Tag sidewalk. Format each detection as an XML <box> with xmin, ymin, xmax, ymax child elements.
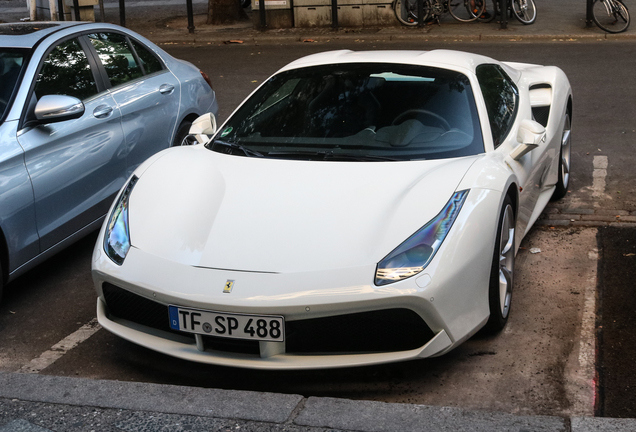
<box><xmin>1</xmin><ymin>0</ymin><xmax>636</xmax><ymax>44</ymax></box>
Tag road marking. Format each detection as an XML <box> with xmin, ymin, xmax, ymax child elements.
<box><xmin>570</xmin><ymin>247</ymin><xmax>598</xmax><ymax>415</ymax></box>
<box><xmin>19</xmin><ymin>319</ymin><xmax>101</xmax><ymax>374</ymax></box>
<box><xmin>592</xmin><ymin>156</ymin><xmax>609</xmax><ymax>199</ymax></box>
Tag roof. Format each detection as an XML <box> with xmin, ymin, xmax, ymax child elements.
<box><xmin>0</xmin><ymin>22</ymin><xmax>82</xmax><ymax>48</ymax></box>
<box><xmin>278</xmin><ymin>49</ymin><xmax>500</xmax><ymax>74</ymax></box>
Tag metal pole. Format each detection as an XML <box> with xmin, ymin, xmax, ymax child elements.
<box><xmin>57</xmin><ymin>0</ymin><xmax>65</xmax><ymax>20</ymax></box>
<box><xmin>186</xmin><ymin>0</ymin><xmax>195</xmax><ymax>33</ymax></box>
<box><xmin>49</xmin><ymin>0</ymin><xmax>58</xmax><ymax>20</ymax></box>
<box><xmin>417</xmin><ymin>0</ymin><xmax>424</xmax><ymax>27</ymax></box>
<box><xmin>586</xmin><ymin>0</ymin><xmax>594</xmax><ymax>27</ymax></box>
<box><xmin>259</xmin><ymin>0</ymin><xmax>266</xmax><ymax>28</ymax></box>
<box><xmin>499</xmin><ymin>0</ymin><xmax>507</xmax><ymax>29</ymax></box>
<box><xmin>119</xmin><ymin>0</ymin><xmax>126</xmax><ymax>26</ymax></box>
<box><xmin>331</xmin><ymin>0</ymin><xmax>338</xmax><ymax>28</ymax></box>
<box><xmin>29</xmin><ymin>0</ymin><xmax>36</xmax><ymax>21</ymax></box>
<box><xmin>73</xmin><ymin>0</ymin><xmax>80</xmax><ymax>20</ymax></box>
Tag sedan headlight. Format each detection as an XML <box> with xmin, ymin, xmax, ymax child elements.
<box><xmin>104</xmin><ymin>176</ymin><xmax>138</xmax><ymax>265</ymax></box>
<box><xmin>375</xmin><ymin>190</ymin><xmax>469</xmax><ymax>286</ymax></box>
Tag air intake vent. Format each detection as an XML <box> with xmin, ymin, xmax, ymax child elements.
<box><xmin>532</xmin><ymin>106</ymin><xmax>550</xmax><ymax>127</ymax></box>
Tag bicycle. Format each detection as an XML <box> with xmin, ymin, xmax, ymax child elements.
<box><xmin>592</xmin><ymin>0</ymin><xmax>630</xmax><ymax>33</ymax></box>
<box><xmin>475</xmin><ymin>0</ymin><xmax>537</xmax><ymax>25</ymax></box>
<box><xmin>393</xmin><ymin>0</ymin><xmax>486</xmax><ymax>26</ymax></box>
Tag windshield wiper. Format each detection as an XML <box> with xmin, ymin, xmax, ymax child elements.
<box><xmin>266</xmin><ymin>150</ymin><xmax>401</xmax><ymax>162</ymax></box>
<box><xmin>211</xmin><ymin>140</ymin><xmax>264</xmax><ymax>158</ymax></box>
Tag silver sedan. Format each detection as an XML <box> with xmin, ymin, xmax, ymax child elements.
<box><xmin>0</xmin><ymin>22</ymin><xmax>218</xmax><ymax>302</ymax></box>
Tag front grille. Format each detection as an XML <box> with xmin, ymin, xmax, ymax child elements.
<box><xmin>102</xmin><ymin>282</ymin><xmax>171</xmax><ymax>332</ymax></box>
<box><xmin>102</xmin><ymin>283</ymin><xmax>435</xmax><ymax>356</ymax></box>
<box><xmin>286</xmin><ymin>309</ymin><xmax>435</xmax><ymax>354</ymax></box>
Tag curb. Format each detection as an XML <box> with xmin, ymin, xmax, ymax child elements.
<box><xmin>139</xmin><ymin>29</ymin><xmax>636</xmax><ymax>46</ymax></box>
<box><xmin>539</xmin><ymin>205</ymin><xmax>636</xmax><ymax>228</ymax></box>
<box><xmin>2</xmin><ymin>372</ymin><xmax>636</xmax><ymax>431</ymax></box>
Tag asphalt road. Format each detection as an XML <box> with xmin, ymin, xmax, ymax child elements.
<box><xmin>0</xmin><ymin>40</ymin><xmax>635</xmax><ymax>418</ymax></box>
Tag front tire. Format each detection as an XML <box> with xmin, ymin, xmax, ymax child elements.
<box><xmin>552</xmin><ymin>113</ymin><xmax>572</xmax><ymax>201</ymax></box>
<box><xmin>485</xmin><ymin>196</ymin><xmax>515</xmax><ymax>332</ymax></box>
<box><xmin>172</xmin><ymin>120</ymin><xmax>194</xmax><ymax>147</ymax></box>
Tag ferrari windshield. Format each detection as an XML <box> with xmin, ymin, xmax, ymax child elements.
<box><xmin>208</xmin><ymin>63</ymin><xmax>484</xmax><ymax>161</ymax></box>
<box><xmin>0</xmin><ymin>49</ymin><xmax>28</xmax><ymax>121</ymax></box>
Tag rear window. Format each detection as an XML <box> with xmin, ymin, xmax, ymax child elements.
<box><xmin>208</xmin><ymin>63</ymin><xmax>484</xmax><ymax>162</ymax></box>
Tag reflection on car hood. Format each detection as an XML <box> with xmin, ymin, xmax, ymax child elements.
<box><xmin>129</xmin><ymin>146</ymin><xmax>479</xmax><ymax>273</ymax></box>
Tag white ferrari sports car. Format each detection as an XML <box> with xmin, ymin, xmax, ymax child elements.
<box><xmin>92</xmin><ymin>50</ymin><xmax>572</xmax><ymax>370</ymax></box>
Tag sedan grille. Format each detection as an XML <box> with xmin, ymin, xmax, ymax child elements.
<box><xmin>101</xmin><ymin>283</ymin><xmax>435</xmax><ymax>355</ymax></box>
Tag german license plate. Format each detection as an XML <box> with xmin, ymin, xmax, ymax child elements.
<box><xmin>168</xmin><ymin>306</ymin><xmax>284</xmax><ymax>342</ymax></box>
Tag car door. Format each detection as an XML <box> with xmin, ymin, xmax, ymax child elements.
<box><xmin>85</xmin><ymin>32</ymin><xmax>182</xmax><ymax>175</ymax></box>
<box><xmin>17</xmin><ymin>36</ymin><xmax>127</xmax><ymax>252</ymax></box>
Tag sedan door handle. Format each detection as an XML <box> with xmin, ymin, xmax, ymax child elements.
<box><xmin>93</xmin><ymin>105</ymin><xmax>113</xmax><ymax>119</ymax></box>
<box><xmin>159</xmin><ymin>84</ymin><xmax>175</xmax><ymax>95</ymax></box>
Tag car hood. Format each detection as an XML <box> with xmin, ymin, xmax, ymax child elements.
<box><xmin>128</xmin><ymin>146</ymin><xmax>479</xmax><ymax>273</ymax></box>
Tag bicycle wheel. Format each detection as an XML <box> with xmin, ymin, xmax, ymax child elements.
<box><xmin>394</xmin><ymin>0</ymin><xmax>419</xmax><ymax>26</ymax></box>
<box><xmin>448</xmin><ymin>0</ymin><xmax>485</xmax><ymax>22</ymax></box>
<box><xmin>512</xmin><ymin>0</ymin><xmax>536</xmax><ymax>24</ymax></box>
<box><xmin>476</xmin><ymin>0</ymin><xmax>497</xmax><ymax>22</ymax></box>
<box><xmin>592</xmin><ymin>0</ymin><xmax>630</xmax><ymax>33</ymax></box>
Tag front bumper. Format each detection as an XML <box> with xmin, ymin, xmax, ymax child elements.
<box><xmin>92</xmin><ymin>188</ymin><xmax>500</xmax><ymax>369</ymax></box>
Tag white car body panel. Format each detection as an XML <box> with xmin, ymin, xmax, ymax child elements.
<box><xmin>92</xmin><ymin>50</ymin><xmax>572</xmax><ymax>369</ymax></box>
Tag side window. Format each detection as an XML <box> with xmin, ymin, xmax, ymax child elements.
<box><xmin>87</xmin><ymin>33</ymin><xmax>143</xmax><ymax>87</ymax></box>
<box><xmin>130</xmin><ymin>40</ymin><xmax>163</xmax><ymax>75</ymax></box>
<box><xmin>34</xmin><ymin>38</ymin><xmax>98</xmax><ymax>101</ymax></box>
<box><xmin>476</xmin><ymin>64</ymin><xmax>518</xmax><ymax>148</ymax></box>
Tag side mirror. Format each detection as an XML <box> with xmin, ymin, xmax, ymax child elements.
<box><xmin>510</xmin><ymin>119</ymin><xmax>546</xmax><ymax>161</ymax></box>
<box><xmin>187</xmin><ymin>113</ymin><xmax>217</xmax><ymax>145</ymax></box>
<box><xmin>34</xmin><ymin>95</ymin><xmax>84</xmax><ymax>124</ymax></box>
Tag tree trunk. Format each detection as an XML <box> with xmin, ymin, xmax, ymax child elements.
<box><xmin>207</xmin><ymin>0</ymin><xmax>247</xmax><ymax>24</ymax></box>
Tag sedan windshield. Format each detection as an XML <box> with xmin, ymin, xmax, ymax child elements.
<box><xmin>208</xmin><ymin>63</ymin><xmax>484</xmax><ymax>161</ymax></box>
<box><xmin>0</xmin><ymin>49</ymin><xmax>28</xmax><ymax>121</ymax></box>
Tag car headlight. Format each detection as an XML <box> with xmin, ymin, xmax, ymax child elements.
<box><xmin>104</xmin><ymin>176</ymin><xmax>138</xmax><ymax>265</ymax></box>
<box><xmin>375</xmin><ymin>190</ymin><xmax>469</xmax><ymax>286</ymax></box>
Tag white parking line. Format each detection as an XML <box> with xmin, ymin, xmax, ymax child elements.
<box><xmin>19</xmin><ymin>318</ymin><xmax>101</xmax><ymax>374</ymax></box>
<box><xmin>592</xmin><ymin>155</ymin><xmax>609</xmax><ymax>199</ymax></box>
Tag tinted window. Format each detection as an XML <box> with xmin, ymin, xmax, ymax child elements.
<box><xmin>209</xmin><ymin>63</ymin><xmax>484</xmax><ymax>162</ymax></box>
<box><xmin>476</xmin><ymin>64</ymin><xmax>518</xmax><ymax>147</ymax></box>
<box><xmin>88</xmin><ymin>33</ymin><xmax>143</xmax><ymax>87</ymax></box>
<box><xmin>34</xmin><ymin>38</ymin><xmax>98</xmax><ymax>101</ymax></box>
<box><xmin>0</xmin><ymin>49</ymin><xmax>28</xmax><ymax>120</ymax></box>
<box><xmin>130</xmin><ymin>39</ymin><xmax>163</xmax><ymax>74</ymax></box>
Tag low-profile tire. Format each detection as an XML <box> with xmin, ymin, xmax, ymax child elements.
<box><xmin>172</xmin><ymin>120</ymin><xmax>193</xmax><ymax>147</ymax></box>
<box><xmin>551</xmin><ymin>113</ymin><xmax>572</xmax><ymax>201</ymax></box>
<box><xmin>485</xmin><ymin>196</ymin><xmax>515</xmax><ymax>332</ymax></box>
<box><xmin>0</xmin><ymin>260</ymin><xmax>3</xmax><ymax>305</ymax></box>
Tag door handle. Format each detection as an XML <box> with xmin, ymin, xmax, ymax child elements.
<box><xmin>93</xmin><ymin>105</ymin><xmax>113</xmax><ymax>119</ymax></box>
<box><xmin>159</xmin><ymin>84</ymin><xmax>175</xmax><ymax>95</ymax></box>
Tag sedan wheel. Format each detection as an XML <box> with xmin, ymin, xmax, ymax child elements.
<box><xmin>486</xmin><ymin>196</ymin><xmax>515</xmax><ymax>332</ymax></box>
<box><xmin>552</xmin><ymin>113</ymin><xmax>571</xmax><ymax>200</ymax></box>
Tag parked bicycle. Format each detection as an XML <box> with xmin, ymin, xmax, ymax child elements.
<box><xmin>393</xmin><ymin>0</ymin><xmax>486</xmax><ymax>26</ymax></box>
<box><xmin>475</xmin><ymin>0</ymin><xmax>536</xmax><ymax>25</ymax></box>
<box><xmin>591</xmin><ymin>0</ymin><xmax>630</xmax><ymax>33</ymax></box>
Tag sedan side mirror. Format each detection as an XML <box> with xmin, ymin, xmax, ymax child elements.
<box><xmin>510</xmin><ymin>119</ymin><xmax>546</xmax><ymax>161</ymax></box>
<box><xmin>34</xmin><ymin>95</ymin><xmax>84</xmax><ymax>124</ymax></box>
<box><xmin>187</xmin><ymin>113</ymin><xmax>217</xmax><ymax>145</ymax></box>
